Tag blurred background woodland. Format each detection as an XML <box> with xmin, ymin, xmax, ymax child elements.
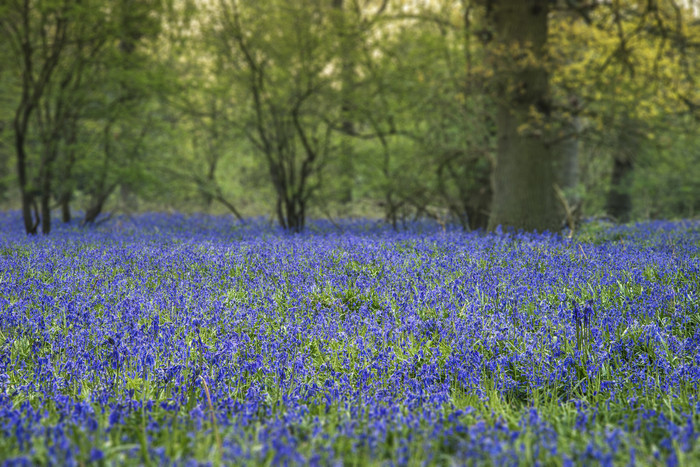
<box><xmin>1</xmin><ymin>0</ymin><xmax>699</xmax><ymax>234</ymax></box>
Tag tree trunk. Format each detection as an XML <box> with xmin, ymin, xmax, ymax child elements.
<box><xmin>14</xmin><ymin>123</ymin><xmax>38</xmax><ymax>234</ymax></box>
<box><xmin>39</xmin><ymin>149</ymin><xmax>56</xmax><ymax>234</ymax></box>
<box><xmin>40</xmin><ymin>187</ymin><xmax>51</xmax><ymax>234</ymax></box>
<box><xmin>606</xmin><ymin>156</ymin><xmax>633</xmax><ymax>222</ymax></box>
<box><xmin>333</xmin><ymin>0</ymin><xmax>356</xmax><ymax>204</ymax></box>
<box><xmin>281</xmin><ymin>193</ymin><xmax>305</xmax><ymax>233</ymax></box>
<box><xmin>60</xmin><ymin>192</ymin><xmax>72</xmax><ymax>223</ymax></box>
<box><xmin>203</xmin><ymin>155</ymin><xmax>216</xmax><ymax>209</ymax></box>
<box><xmin>605</xmin><ymin>117</ymin><xmax>640</xmax><ymax>222</ymax></box>
<box><xmin>486</xmin><ymin>0</ymin><xmax>559</xmax><ymax>232</ymax></box>
<box><xmin>83</xmin><ymin>184</ymin><xmax>117</xmax><ymax>225</ymax></box>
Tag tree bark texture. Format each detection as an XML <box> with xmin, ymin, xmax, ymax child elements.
<box><xmin>486</xmin><ymin>0</ymin><xmax>560</xmax><ymax>232</ymax></box>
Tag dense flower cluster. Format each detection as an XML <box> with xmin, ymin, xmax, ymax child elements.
<box><xmin>0</xmin><ymin>212</ymin><xmax>699</xmax><ymax>465</ymax></box>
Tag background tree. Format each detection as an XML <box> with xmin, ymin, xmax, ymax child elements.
<box><xmin>0</xmin><ymin>0</ymin><xmax>697</xmax><ymax>233</ymax></box>
<box><xmin>0</xmin><ymin>0</ymin><xmax>166</xmax><ymax>233</ymax></box>
<box><xmin>77</xmin><ymin>0</ymin><xmax>167</xmax><ymax>224</ymax></box>
<box><xmin>2</xmin><ymin>0</ymin><xmax>80</xmax><ymax>233</ymax></box>
<box><xmin>549</xmin><ymin>0</ymin><xmax>699</xmax><ymax>223</ymax></box>
<box><xmin>210</xmin><ymin>0</ymin><xmax>342</xmax><ymax>231</ymax></box>
<box><xmin>157</xmin><ymin>1</ymin><xmax>248</xmax><ymax>220</ymax></box>
<box><xmin>475</xmin><ymin>0</ymin><xmax>699</xmax><ymax>231</ymax></box>
<box><xmin>475</xmin><ymin>0</ymin><xmax>559</xmax><ymax>232</ymax></box>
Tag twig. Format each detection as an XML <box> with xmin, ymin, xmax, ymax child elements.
<box><xmin>553</xmin><ymin>183</ymin><xmax>578</xmax><ymax>238</ymax></box>
<box><xmin>578</xmin><ymin>243</ymin><xmax>588</xmax><ymax>261</ymax></box>
<box><xmin>199</xmin><ymin>375</ymin><xmax>223</xmax><ymax>465</ymax></box>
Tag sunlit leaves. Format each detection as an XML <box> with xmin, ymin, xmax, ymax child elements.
<box><xmin>550</xmin><ymin>0</ymin><xmax>699</xmax><ymax>131</ymax></box>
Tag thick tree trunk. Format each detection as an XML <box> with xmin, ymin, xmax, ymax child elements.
<box><xmin>489</xmin><ymin>108</ymin><xmax>558</xmax><ymax>231</ymax></box>
<box><xmin>40</xmin><ymin>190</ymin><xmax>51</xmax><ymax>234</ymax></box>
<box><xmin>60</xmin><ymin>192</ymin><xmax>72</xmax><ymax>223</ymax></box>
<box><xmin>14</xmin><ymin>124</ymin><xmax>38</xmax><ymax>234</ymax></box>
<box><xmin>486</xmin><ymin>0</ymin><xmax>560</xmax><ymax>232</ymax></box>
<box><xmin>606</xmin><ymin>156</ymin><xmax>633</xmax><ymax>222</ymax></box>
<box><xmin>83</xmin><ymin>183</ymin><xmax>117</xmax><ymax>225</ymax></box>
<box><xmin>83</xmin><ymin>201</ymin><xmax>105</xmax><ymax>225</ymax></box>
<box><xmin>282</xmin><ymin>194</ymin><xmax>305</xmax><ymax>233</ymax></box>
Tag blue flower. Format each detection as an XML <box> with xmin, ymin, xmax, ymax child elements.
<box><xmin>89</xmin><ymin>448</ymin><xmax>104</xmax><ymax>462</ymax></box>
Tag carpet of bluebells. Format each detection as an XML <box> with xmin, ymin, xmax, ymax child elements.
<box><xmin>1</xmin><ymin>211</ymin><xmax>699</xmax><ymax>466</ymax></box>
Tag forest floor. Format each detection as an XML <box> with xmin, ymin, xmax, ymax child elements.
<box><xmin>0</xmin><ymin>212</ymin><xmax>698</xmax><ymax>465</ymax></box>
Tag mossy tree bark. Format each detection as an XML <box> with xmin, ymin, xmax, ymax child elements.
<box><xmin>485</xmin><ymin>0</ymin><xmax>560</xmax><ymax>232</ymax></box>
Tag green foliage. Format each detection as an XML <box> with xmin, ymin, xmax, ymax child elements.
<box><xmin>0</xmin><ymin>0</ymin><xmax>698</xmax><ymax>229</ymax></box>
<box><xmin>631</xmin><ymin>120</ymin><xmax>700</xmax><ymax>219</ymax></box>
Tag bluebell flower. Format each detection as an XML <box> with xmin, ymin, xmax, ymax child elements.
<box><xmin>89</xmin><ymin>448</ymin><xmax>104</xmax><ymax>462</ymax></box>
